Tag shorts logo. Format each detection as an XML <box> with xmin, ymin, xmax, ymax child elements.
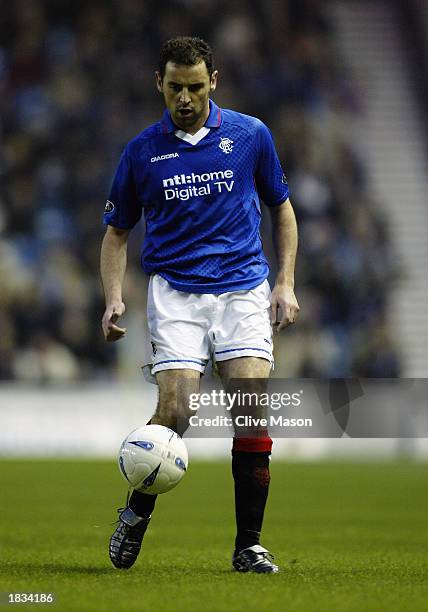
<box><xmin>219</xmin><ymin>137</ymin><xmax>234</xmax><ymax>154</ymax></box>
<box><xmin>151</xmin><ymin>342</ymin><xmax>157</xmax><ymax>356</ymax></box>
<box><xmin>151</xmin><ymin>153</ymin><xmax>179</xmax><ymax>162</ymax></box>
<box><xmin>104</xmin><ymin>200</ymin><xmax>115</xmax><ymax>213</ymax></box>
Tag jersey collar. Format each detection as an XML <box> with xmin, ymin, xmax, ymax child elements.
<box><xmin>161</xmin><ymin>99</ymin><xmax>222</xmax><ymax>134</ymax></box>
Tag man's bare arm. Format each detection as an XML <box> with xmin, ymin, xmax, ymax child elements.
<box><xmin>269</xmin><ymin>198</ymin><xmax>300</xmax><ymax>331</ymax></box>
<box><xmin>100</xmin><ymin>225</ymin><xmax>131</xmax><ymax>341</ymax></box>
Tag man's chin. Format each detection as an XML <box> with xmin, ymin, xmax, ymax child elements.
<box><xmin>174</xmin><ymin>111</ymin><xmax>198</xmax><ymax>129</ymax></box>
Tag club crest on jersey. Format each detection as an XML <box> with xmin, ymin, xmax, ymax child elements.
<box><xmin>219</xmin><ymin>137</ymin><xmax>234</xmax><ymax>154</ymax></box>
<box><xmin>104</xmin><ymin>200</ymin><xmax>115</xmax><ymax>213</ymax></box>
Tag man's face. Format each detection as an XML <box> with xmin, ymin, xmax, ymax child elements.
<box><xmin>156</xmin><ymin>61</ymin><xmax>218</xmax><ymax>134</ymax></box>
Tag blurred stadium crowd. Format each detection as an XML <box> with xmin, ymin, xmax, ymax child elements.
<box><xmin>0</xmin><ymin>0</ymin><xmax>400</xmax><ymax>382</ymax></box>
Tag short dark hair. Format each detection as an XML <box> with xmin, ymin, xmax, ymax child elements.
<box><xmin>158</xmin><ymin>36</ymin><xmax>214</xmax><ymax>78</ymax></box>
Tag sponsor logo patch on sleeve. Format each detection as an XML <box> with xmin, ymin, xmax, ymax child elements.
<box><xmin>104</xmin><ymin>200</ymin><xmax>115</xmax><ymax>213</ymax></box>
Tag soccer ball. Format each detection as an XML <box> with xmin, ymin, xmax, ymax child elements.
<box><xmin>118</xmin><ymin>424</ymin><xmax>188</xmax><ymax>494</ymax></box>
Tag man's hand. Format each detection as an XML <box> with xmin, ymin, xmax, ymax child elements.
<box><xmin>102</xmin><ymin>301</ymin><xmax>127</xmax><ymax>342</ymax></box>
<box><xmin>270</xmin><ymin>283</ymin><xmax>300</xmax><ymax>332</ymax></box>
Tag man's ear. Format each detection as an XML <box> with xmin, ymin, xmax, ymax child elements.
<box><xmin>210</xmin><ymin>70</ymin><xmax>219</xmax><ymax>92</ymax></box>
<box><xmin>155</xmin><ymin>71</ymin><xmax>163</xmax><ymax>93</ymax></box>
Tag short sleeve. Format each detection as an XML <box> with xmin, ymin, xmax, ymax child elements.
<box><xmin>103</xmin><ymin>147</ymin><xmax>143</xmax><ymax>228</ymax></box>
<box><xmin>254</xmin><ymin>122</ymin><xmax>289</xmax><ymax>207</ymax></box>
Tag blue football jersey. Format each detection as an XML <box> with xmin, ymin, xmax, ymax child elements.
<box><xmin>104</xmin><ymin>100</ymin><xmax>289</xmax><ymax>293</ymax></box>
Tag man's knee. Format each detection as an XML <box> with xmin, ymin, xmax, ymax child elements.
<box><xmin>217</xmin><ymin>357</ymin><xmax>271</xmax><ymax>384</ymax></box>
<box><xmin>152</xmin><ymin>369</ymin><xmax>201</xmax><ymax>434</ymax></box>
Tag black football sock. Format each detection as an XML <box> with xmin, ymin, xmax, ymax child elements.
<box><xmin>232</xmin><ymin>450</ymin><xmax>271</xmax><ymax>552</ymax></box>
<box><xmin>128</xmin><ymin>489</ymin><xmax>157</xmax><ymax>518</ymax></box>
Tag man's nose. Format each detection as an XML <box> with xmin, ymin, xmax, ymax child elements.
<box><xmin>179</xmin><ymin>88</ymin><xmax>191</xmax><ymax>104</ymax></box>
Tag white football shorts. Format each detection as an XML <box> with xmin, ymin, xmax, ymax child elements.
<box><xmin>142</xmin><ymin>274</ymin><xmax>273</xmax><ymax>383</ymax></box>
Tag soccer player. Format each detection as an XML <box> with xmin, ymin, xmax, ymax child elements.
<box><xmin>101</xmin><ymin>37</ymin><xmax>299</xmax><ymax>573</ymax></box>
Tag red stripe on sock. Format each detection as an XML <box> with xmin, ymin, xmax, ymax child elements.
<box><xmin>232</xmin><ymin>437</ymin><xmax>273</xmax><ymax>453</ymax></box>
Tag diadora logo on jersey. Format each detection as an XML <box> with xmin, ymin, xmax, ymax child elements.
<box><xmin>104</xmin><ymin>200</ymin><xmax>115</xmax><ymax>213</ymax></box>
<box><xmin>219</xmin><ymin>137</ymin><xmax>234</xmax><ymax>154</ymax></box>
<box><xmin>151</xmin><ymin>153</ymin><xmax>179</xmax><ymax>162</ymax></box>
<box><xmin>162</xmin><ymin>169</ymin><xmax>235</xmax><ymax>201</ymax></box>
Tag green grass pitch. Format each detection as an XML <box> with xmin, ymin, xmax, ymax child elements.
<box><xmin>0</xmin><ymin>459</ymin><xmax>427</xmax><ymax>612</ymax></box>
